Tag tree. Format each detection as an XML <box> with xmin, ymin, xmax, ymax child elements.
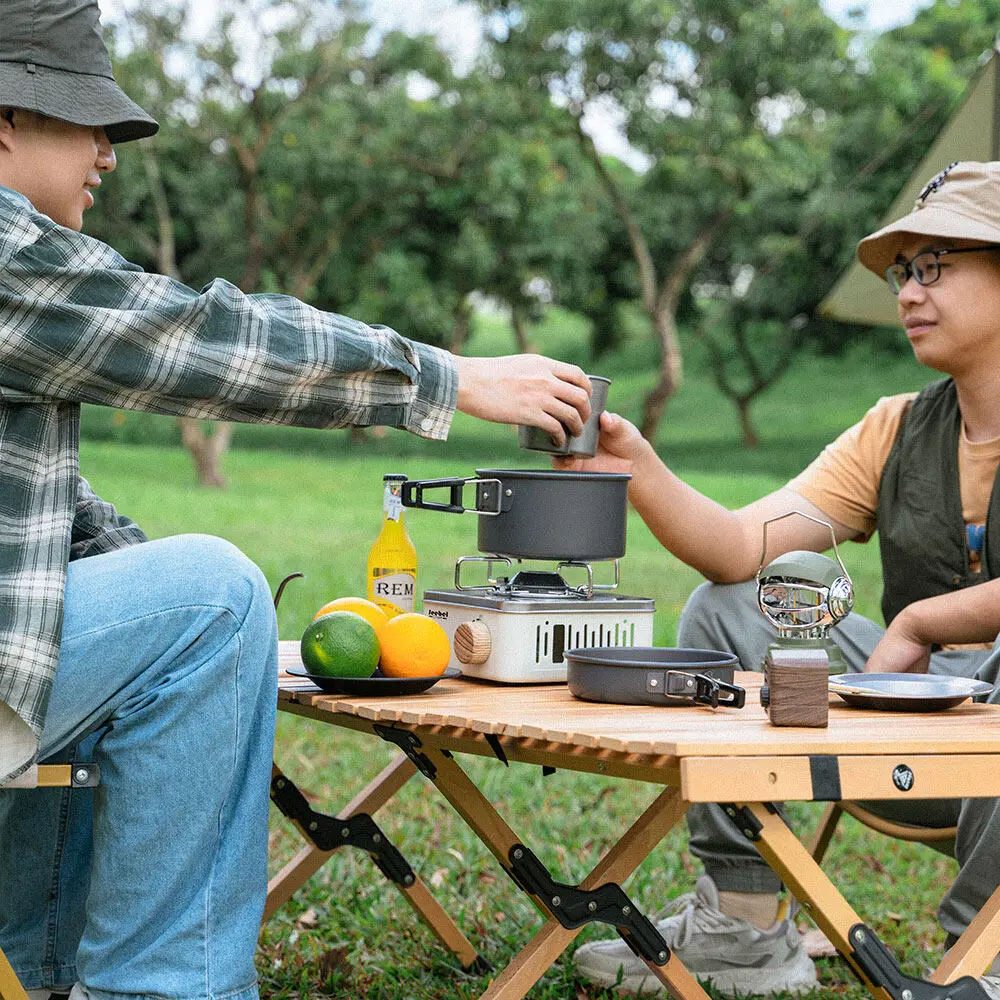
<box><xmin>94</xmin><ymin>2</ymin><xmax>462</xmax><ymax>483</ymax></box>
<box><xmin>476</xmin><ymin>0</ymin><xmax>851</xmax><ymax>439</ymax></box>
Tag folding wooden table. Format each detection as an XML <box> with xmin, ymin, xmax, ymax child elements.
<box><xmin>269</xmin><ymin>641</ymin><xmax>1000</xmax><ymax>1000</ymax></box>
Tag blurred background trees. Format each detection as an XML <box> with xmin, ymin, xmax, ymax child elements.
<box><xmin>86</xmin><ymin>0</ymin><xmax>1000</xmax><ymax>479</ymax></box>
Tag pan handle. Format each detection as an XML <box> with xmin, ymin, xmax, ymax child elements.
<box><xmin>652</xmin><ymin>671</ymin><xmax>746</xmax><ymax>709</ymax></box>
<box><xmin>401</xmin><ymin>477</ymin><xmax>504</xmax><ymax>515</ymax></box>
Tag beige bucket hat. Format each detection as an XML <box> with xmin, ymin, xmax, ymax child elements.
<box><xmin>857</xmin><ymin>161</ymin><xmax>1000</xmax><ymax>278</ymax></box>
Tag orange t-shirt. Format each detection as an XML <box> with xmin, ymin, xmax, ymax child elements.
<box><xmin>787</xmin><ymin>392</ymin><xmax>1000</xmax><ymax>646</ymax></box>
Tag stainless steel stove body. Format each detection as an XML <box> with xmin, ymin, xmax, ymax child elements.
<box><xmin>422</xmin><ymin>557</ymin><xmax>655</xmax><ymax>683</ymax></box>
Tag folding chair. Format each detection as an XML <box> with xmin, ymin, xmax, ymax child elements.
<box><xmin>810</xmin><ymin>801</ymin><xmax>957</xmax><ymax>862</ymax></box>
<box><xmin>0</xmin><ymin>761</ymin><xmax>99</xmax><ymax>1000</ymax></box>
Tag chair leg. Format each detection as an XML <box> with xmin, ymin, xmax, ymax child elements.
<box><xmin>0</xmin><ymin>946</ymin><xmax>29</xmax><ymax>1000</ymax></box>
<box><xmin>809</xmin><ymin>802</ymin><xmax>843</xmax><ymax>863</ymax></box>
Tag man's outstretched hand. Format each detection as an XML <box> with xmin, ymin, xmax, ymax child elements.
<box><xmin>454</xmin><ymin>354</ymin><xmax>592</xmax><ymax>446</ymax></box>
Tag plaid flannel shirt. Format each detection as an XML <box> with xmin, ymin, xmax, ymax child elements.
<box><xmin>0</xmin><ymin>184</ymin><xmax>457</xmax><ymax>783</ymax></box>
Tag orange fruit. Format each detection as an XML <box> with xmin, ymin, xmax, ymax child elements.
<box><xmin>300</xmin><ymin>611</ymin><xmax>380</xmax><ymax>679</ymax></box>
<box><xmin>313</xmin><ymin>596</ymin><xmax>389</xmax><ymax>637</ymax></box>
<box><xmin>378</xmin><ymin>613</ymin><xmax>451</xmax><ymax>678</ymax></box>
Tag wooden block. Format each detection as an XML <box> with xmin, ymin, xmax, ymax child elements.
<box><xmin>763</xmin><ymin>648</ymin><xmax>829</xmax><ymax>728</ymax></box>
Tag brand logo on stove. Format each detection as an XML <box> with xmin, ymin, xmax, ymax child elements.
<box><xmin>425</xmin><ymin>608</ymin><xmax>449</xmax><ymax>620</ymax></box>
<box><xmin>891</xmin><ymin>764</ymin><xmax>914</xmax><ymax>792</ymax></box>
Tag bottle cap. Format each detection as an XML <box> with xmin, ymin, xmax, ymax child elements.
<box><xmin>383</xmin><ymin>474</ymin><xmax>408</xmax><ymax>482</ymax></box>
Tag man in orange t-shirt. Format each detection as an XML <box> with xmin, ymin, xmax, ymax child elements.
<box><xmin>570</xmin><ymin>162</ymin><xmax>1000</xmax><ymax>999</ymax></box>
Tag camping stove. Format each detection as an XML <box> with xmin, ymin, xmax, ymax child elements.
<box><xmin>422</xmin><ymin>555</ymin><xmax>655</xmax><ymax>683</ymax></box>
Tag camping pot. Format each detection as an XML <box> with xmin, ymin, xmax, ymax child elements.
<box><xmin>400</xmin><ymin>469</ymin><xmax>630</xmax><ymax>561</ymax></box>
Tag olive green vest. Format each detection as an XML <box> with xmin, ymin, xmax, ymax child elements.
<box><xmin>877</xmin><ymin>378</ymin><xmax>1000</xmax><ymax>625</ymax></box>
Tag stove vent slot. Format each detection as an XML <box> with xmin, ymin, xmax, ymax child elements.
<box><xmin>551</xmin><ymin>624</ymin><xmax>565</xmax><ymax>663</ymax></box>
<box><xmin>535</xmin><ymin>619</ymin><xmax>640</xmax><ymax>664</ymax></box>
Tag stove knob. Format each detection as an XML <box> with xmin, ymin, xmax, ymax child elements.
<box><xmin>454</xmin><ymin>621</ymin><xmax>492</xmax><ymax>664</ymax></box>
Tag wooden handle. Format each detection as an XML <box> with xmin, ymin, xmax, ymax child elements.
<box><xmin>454</xmin><ymin>621</ymin><xmax>492</xmax><ymax>664</ymax></box>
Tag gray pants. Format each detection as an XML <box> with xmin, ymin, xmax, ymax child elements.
<box><xmin>677</xmin><ymin>580</ymin><xmax>1000</xmax><ymax>940</ymax></box>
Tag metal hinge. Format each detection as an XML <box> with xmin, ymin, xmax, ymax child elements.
<box><xmin>723</xmin><ymin>803</ymin><xmax>763</xmax><ymax>841</ymax></box>
<box><xmin>507</xmin><ymin>843</ymin><xmax>670</xmax><ymax>966</ymax></box>
<box><xmin>848</xmin><ymin>923</ymin><xmax>990</xmax><ymax>1000</ymax></box>
<box><xmin>373</xmin><ymin>724</ymin><xmax>437</xmax><ymax>780</ymax></box>
<box><xmin>485</xmin><ymin>733</ymin><xmax>509</xmax><ymax>766</ymax></box>
<box><xmin>270</xmin><ymin>772</ymin><xmax>415</xmax><ymax>887</ymax></box>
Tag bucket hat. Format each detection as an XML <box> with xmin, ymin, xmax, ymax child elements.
<box><xmin>0</xmin><ymin>0</ymin><xmax>158</xmax><ymax>143</ymax></box>
<box><xmin>858</xmin><ymin>161</ymin><xmax>1000</xmax><ymax>278</ymax></box>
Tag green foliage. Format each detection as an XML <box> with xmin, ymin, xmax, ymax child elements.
<box><xmin>92</xmin><ymin>0</ymin><xmax>1000</xmax><ymax>446</ymax></box>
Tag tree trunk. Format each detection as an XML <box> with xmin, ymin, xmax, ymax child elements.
<box><xmin>511</xmin><ymin>305</ymin><xmax>535</xmax><ymax>353</ymax></box>
<box><xmin>639</xmin><ymin>212</ymin><xmax>731</xmax><ymax>440</ymax></box>
<box><xmin>576</xmin><ymin>123</ymin><xmax>731</xmax><ymax>442</ymax></box>
<box><xmin>736</xmin><ymin>397</ymin><xmax>759</xmax><ymax>448</ymax></box>
<box><xmin>640</xmin><ymin>309</ymin><xmax>684</xmax><ymax>439</ymax></box>
<box><xmin>178</xmin><ymin>419</ymin><xmax>233</xmax><ymax>489</ymax></box>
<box><xmin>449</xmin><ymin>298</ymin><xmax>472</xmax><ymax>355</ymax></box>
<box><xmin>141</xmin><ymin>143</ymin><xmax>233</xmax><ymax>488</ymax></box>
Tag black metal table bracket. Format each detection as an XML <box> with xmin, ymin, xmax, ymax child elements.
<box><xmin>270</xmin><ymin>772</ymin><xmax>415</xmax><ymax>887</ymax></box>
<box><xmin>507</xmin><ymin>843</ymin><xmax>670</xmax><ymax>967</ymax></box>
<box><xmin>848</xmin><ymin>923</ymin><xmax>990</xmax><ymax>1000</ymax></box>
<box><xmin>723</xmin><ymin>802</ymin><xmax>781</xmax><ymax>841</ymax></box>
<box><xmin>373</xmin><ymin>723</ymin><xmax>438</xmax><ymax>780</ymax></box>
<box><xmin>485</xmin><ymin>733</ymin><xmax>509</xmax><ymax>766</ymax></box>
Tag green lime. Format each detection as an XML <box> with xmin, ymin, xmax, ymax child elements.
<box><xmin>300</xmin><ymin>610</ymin><xmax>380</xmax><ymax>678</ymax></box>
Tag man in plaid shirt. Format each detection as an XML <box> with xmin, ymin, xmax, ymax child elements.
<box><xmin>0</xmin><ymin>4</ymin><xmax>595</xmax><ymax>1000</ymax></box>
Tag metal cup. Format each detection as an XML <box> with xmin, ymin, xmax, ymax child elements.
<box><xmin>518</xmin><ymin>375</ymin><xmax>610</xmax><ymax>458</ymax></box>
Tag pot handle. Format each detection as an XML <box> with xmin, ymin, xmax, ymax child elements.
<box><xmin>400</xmin><ymin>477</ymin><xmax>504</xmax><ymax>515</ymax></box>
<box><xmin>401</xmin><ymin>477</ymin><xmax>470</xmax><ymax>514</ymax></box>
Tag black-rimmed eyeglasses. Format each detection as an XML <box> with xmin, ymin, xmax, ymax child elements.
<box><xmin>886</xmin><ymin>245</ymin><xmax>1000</xmax><ymax>294</ymax></box>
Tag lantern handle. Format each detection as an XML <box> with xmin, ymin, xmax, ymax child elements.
<box><xmin>755</xmin><ymin>510</ymin><xmax>850</xmax><ymax>586</ymax></box>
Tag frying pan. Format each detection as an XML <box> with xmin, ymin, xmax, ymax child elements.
<box><xmin>565</xmin><ymin>647</ymin><xmax>745</xmax><ymax>708</ymax></box>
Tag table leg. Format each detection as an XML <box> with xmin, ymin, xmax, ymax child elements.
<box><xmin>931</xmin><ymin>888</ymin><xmax>1000</xmax><ymax>984</ymax></box>
<box><xmin>421</xmin><ymin>742</ymin><xmax>711</xmax><ymax>1000</ymax></box>
<box><xmin>741</xmin><ymin>801</ymin><xmax>898</xmax><ymax>1000</ymax></box>
<box><xmin>266</xmin><ymin>755</ymin><xmax>480</xmax><ymax>969</ymax></box>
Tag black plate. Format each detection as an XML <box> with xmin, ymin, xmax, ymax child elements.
<box><xmin>287</xmin><ymin>664</ymin><xmax>460</xmax><ymax>696</ymax></box>
<box><xmin>829</xmin><ymin>672</ymin><xmax>994</xmax><ymax>712</ymax></box>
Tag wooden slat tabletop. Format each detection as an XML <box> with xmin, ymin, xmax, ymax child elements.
<box><xmin>277</xmin><ymin>641</ymin><xmax>1000</xmax><ymax>759</ymax></box>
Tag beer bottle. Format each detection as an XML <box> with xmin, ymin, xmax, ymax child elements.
<box><xmin>367</xmin><ymin>474</ymin><xmax>417</xmax><ymax>616</ymax></box>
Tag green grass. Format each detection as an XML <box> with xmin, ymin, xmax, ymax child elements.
<box><xmin>75</xmin><ymin>321</ymin><xmax>954</xmax><ymax>1000</ymax></box>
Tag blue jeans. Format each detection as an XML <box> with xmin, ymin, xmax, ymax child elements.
<box><xmin>0</xmin><ymin>534</ymin><xmax>278</xmax><ymax>1000</ymax></box>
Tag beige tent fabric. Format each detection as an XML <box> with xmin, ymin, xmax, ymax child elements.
<box><xmin>819</xmin><ymin>47</ymin><xmax>1000</xmax><ymax>327</ymax></box>
<box><xmin>0</xmin><ymin>700</ymin><xmax>37</xmax><ymax>786</ymax></box>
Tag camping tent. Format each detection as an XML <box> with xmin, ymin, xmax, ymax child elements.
<box><xmin>818</xmin><ymin>45</ymin><xmax>1000</xmax><ymax>327</ymax></box>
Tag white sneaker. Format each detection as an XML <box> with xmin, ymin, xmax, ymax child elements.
<box><xmin>572</xmin><ymin>874</ymin><xmax>818</xmax><ymax>996</ymax></box>
<box><xmin>981</xmin><ymin>974</ymin><xmax>1000</xmax><ymax>1000</ymax></box>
